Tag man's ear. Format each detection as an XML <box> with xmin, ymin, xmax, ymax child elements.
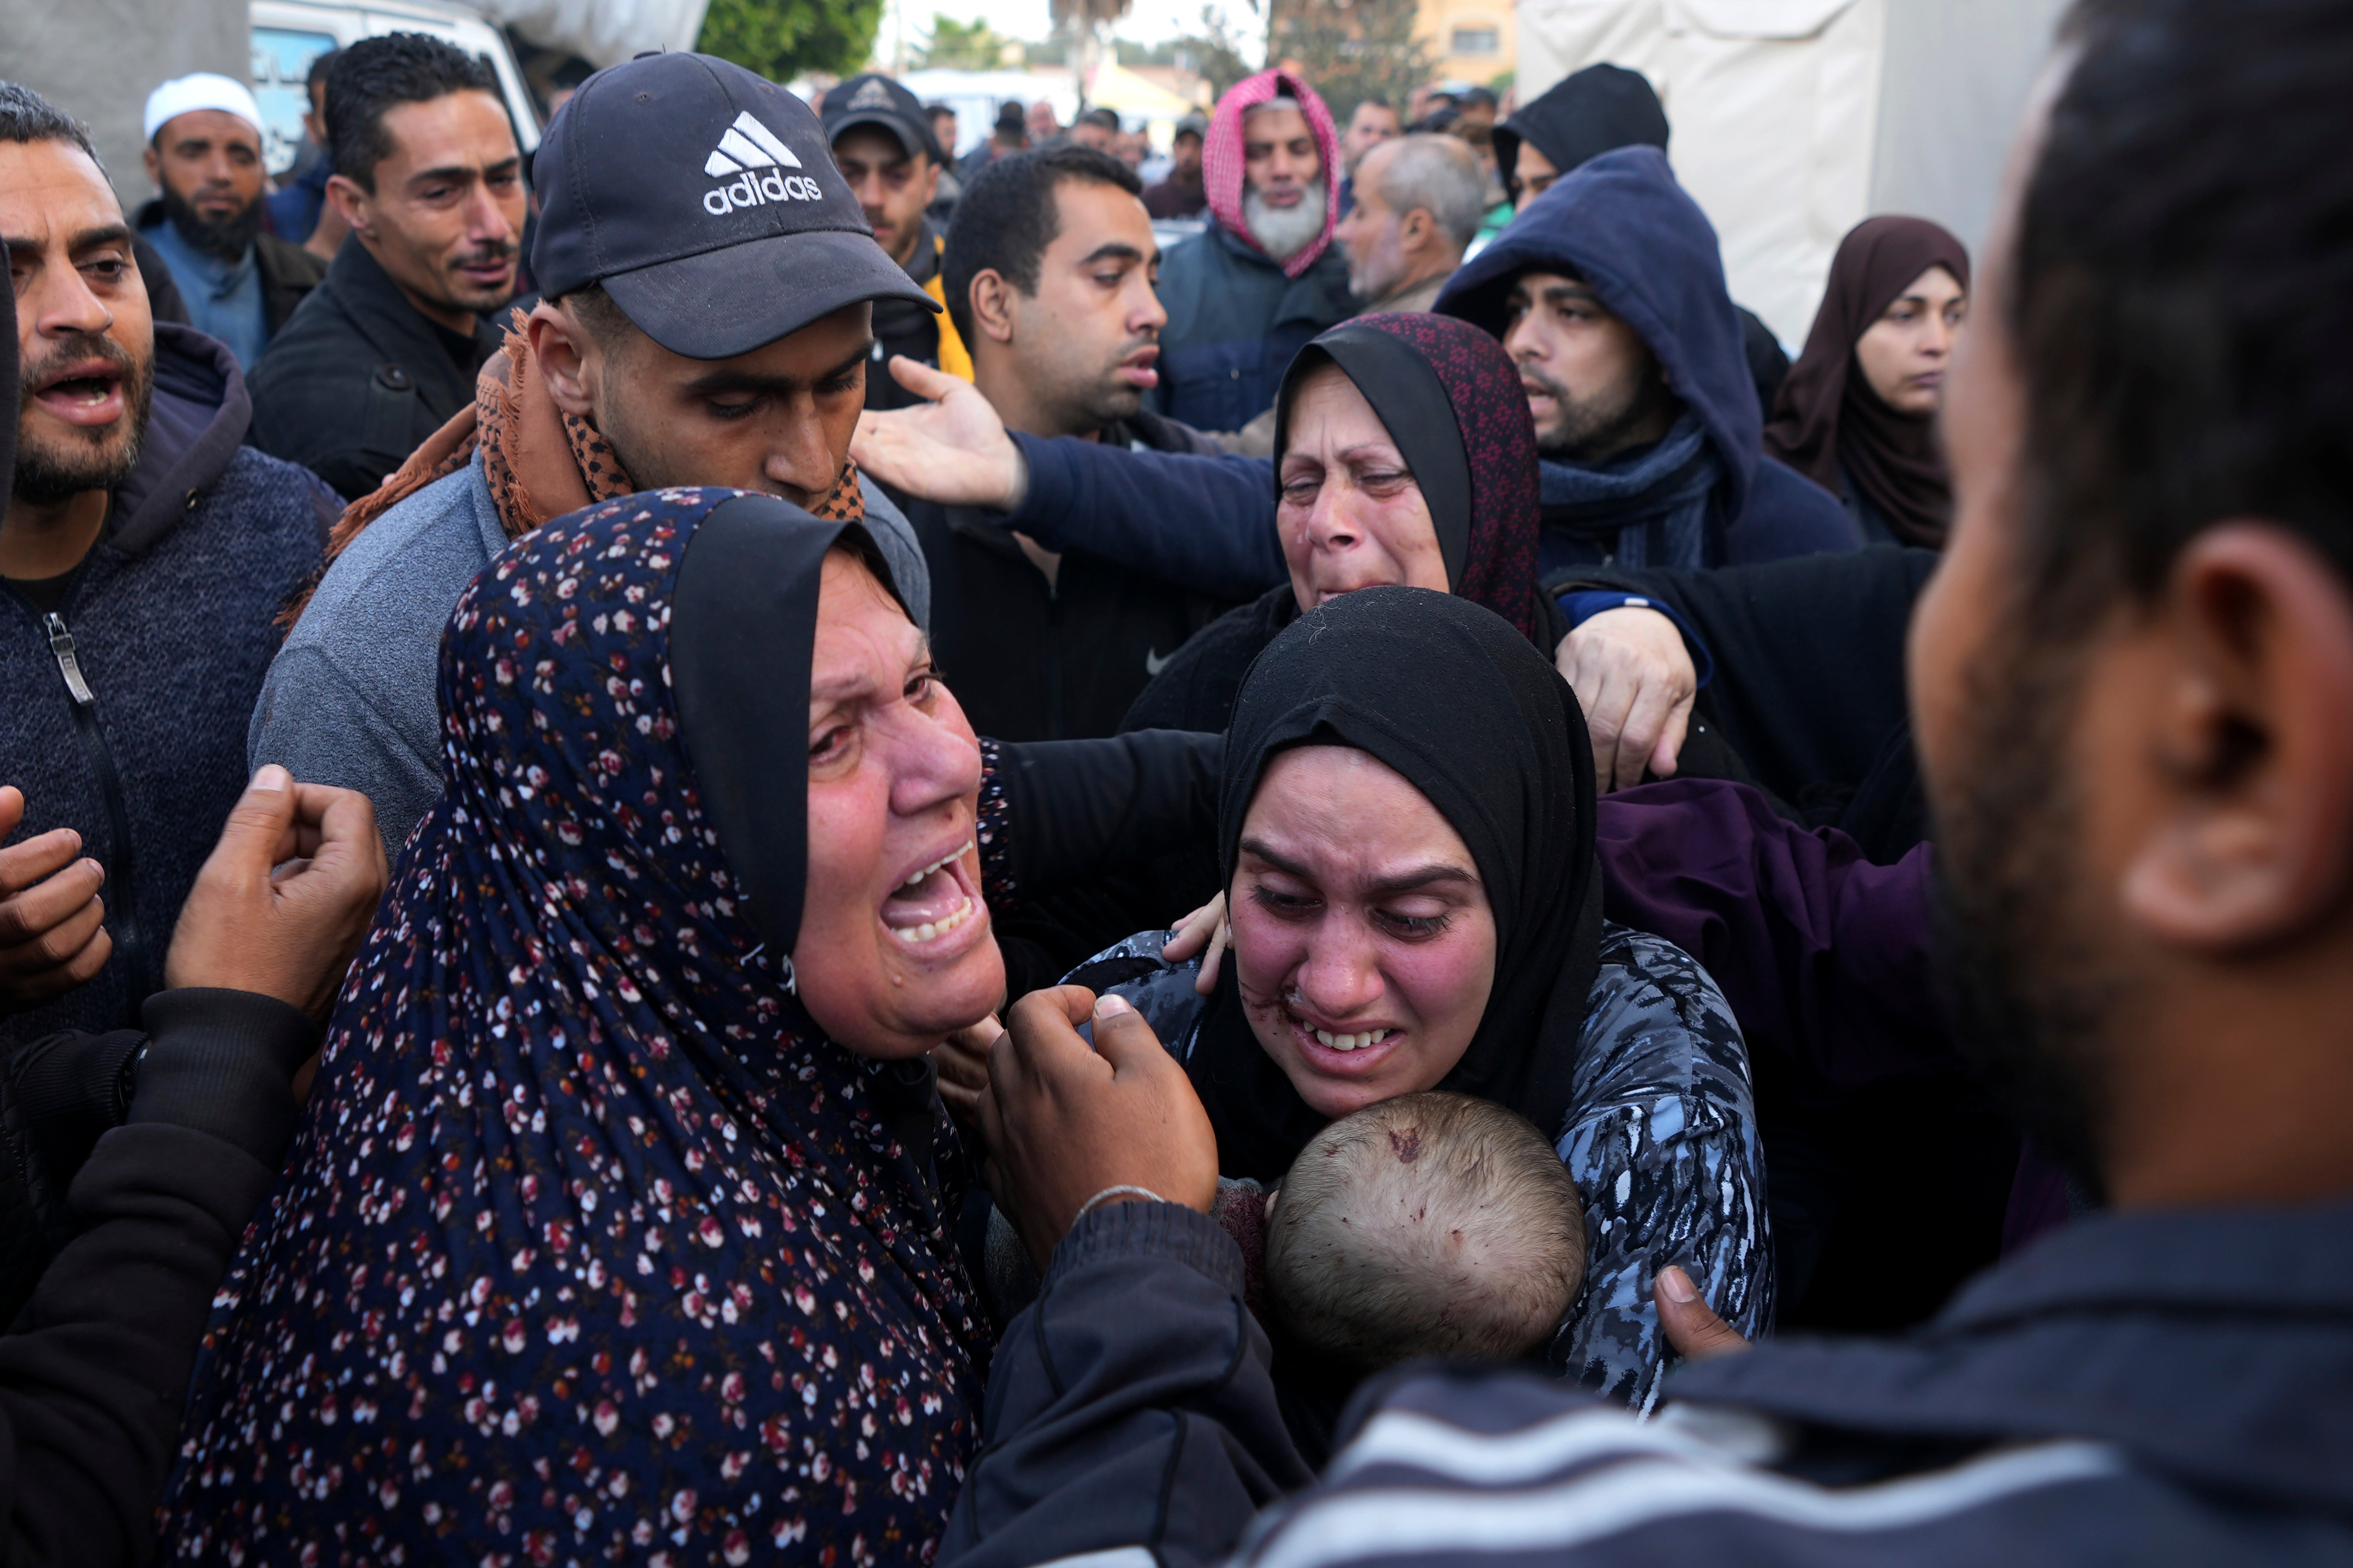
<box><xmin>2120</xmin><ymin>522</ymin><xmax>2353</xmax><ymax>949</ymax></box>
<box><xmin>324</xmin><ymin>172</ymin><xmax>372</xmax><ymax>237</ymax></box>
<box><xmin>968</xmin><ymin>269</ymin><xmax>1018</xmax><ymax>346</ymax></box>
<box><xmin>526</xmin><ymin>301</ymin><xmax>599</xmax><ymax>419</ymax></box>
<box><xmin>142</xmin><ymin>144</ymin><xmax>161</xmax><ymax>187</ymax></box>
<box><xmin>920</xmin><ymin>159</ymin><xmax>942</xmax><ymax>207</ymax></box>
<box><xmin>1400</xmin><ymin>206</ymin><xmax>1434</xmax><ymax>254</ymax></box>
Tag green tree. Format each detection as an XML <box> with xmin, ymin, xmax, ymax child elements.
<box><xmin>1265</xmin><ymin>0</ymin><xmax>1432</xmax><ymax>125</ymax></box>
<box><xmin>697</xmin><ymin>0</ymin><xmax>885</xmax><ymax>82</ymax></box>
<box><xmin>919</xmin><ymin>15</ymin><xmax>1018</xmax><ymax>68</ymax></box>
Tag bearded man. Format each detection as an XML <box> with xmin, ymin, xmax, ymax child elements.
<box><xmin>0</xmin><ymin>83</ymin><xmax>337</xmax><ymax>1043</ymax></box>
<box><xmin>1148</xmin><ymin>69</ymin><xmax>1353</xmax><ymax>435</ymax></box>
<box><xmin>134</xmin><ymin>74</ymin><xmax>325</xmax><ymax>370</ymax></box>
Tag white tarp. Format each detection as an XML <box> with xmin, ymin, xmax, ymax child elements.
<box><xmin>1515</xmin><ymin>0</ymin><xmax>2064</xmax><ymax>349</ymax></box>
<box><xmin>471</xmin><ymin>0</ymin><xmax>711</xmax><ymax>66</ymax></box>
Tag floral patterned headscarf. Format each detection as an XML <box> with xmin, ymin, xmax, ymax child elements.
<box><xmin>165</xmin><ymin>489</ymin><xmax>988</xmax><ymax>1565</ymax></box>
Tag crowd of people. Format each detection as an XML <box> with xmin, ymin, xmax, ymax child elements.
<box><xmin>1</xmin><ymin>0</ymin><xmax>2349</xmax><ymax>1559</ymax></box>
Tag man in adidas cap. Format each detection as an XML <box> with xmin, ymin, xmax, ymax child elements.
<box><xmin>248</xmin><ymin>51</ymin><xmax>938</xmax><ymax>858</ymax></box>
<box><xmin>821</xmin><ymin>72</ymin><xmax>972</xmax><ymax>412</ymax></box>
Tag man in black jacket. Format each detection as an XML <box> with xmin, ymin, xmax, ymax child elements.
<box><xmin>891</xmin><ymin>145</ymin><xmax>1237</xmax><ymax>740</ymax></box>
<box><xmin>247</xmin><ymin>34</ymin><xmax>525</xmax><ymax>500</ymax></box>
<box><xmin>132</xmin><ymin>74</ymin><xmax>325</xmax><ymax>372</ymax></box>
<box><xmin>0</xmin><ymin>86</ymin><xmax>338</xmax><ymax>1046</ymax></box>
<box><xmin>933</xmin><ymin>2</ymin><xmax>2353</xmax><ymax>1563</ymax></box>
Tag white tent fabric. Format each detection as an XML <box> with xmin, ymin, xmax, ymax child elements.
<box><xmin>1516</xmin><ymin>0</ymin><xmax>1885</xmax><ymax>349</ymax></box>
<box><xmin>471</xmin><ymin>0</ymin><xmax>711</xmax><ymax>66</ymax></box>
<box><xmin>1515</xmin><ymin>0</ymin><xmax>2065</xmax><ymax>350</ymax></box>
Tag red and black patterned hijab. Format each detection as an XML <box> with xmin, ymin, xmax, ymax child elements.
<box><xmin>1271</xmin><ymin>312</ymin><xmax>1544</xmax><ymax>644</ymax></box>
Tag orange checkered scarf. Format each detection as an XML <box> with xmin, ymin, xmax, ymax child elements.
<box><xmin>283</xmin><ymin>309</ymin><xmax>864</xmax><ymax>628</ymax></box>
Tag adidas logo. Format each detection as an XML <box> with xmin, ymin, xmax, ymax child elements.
<box><xmin>701</xmin><ymin>111</ymin><xmax>823</xmax><ymax>216</ymax></box>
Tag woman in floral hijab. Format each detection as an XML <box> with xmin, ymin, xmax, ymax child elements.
<box><xmin>166</xmin><ymin>489</ymin><xmax>1012</xmax><ymax>1563</ymax></box>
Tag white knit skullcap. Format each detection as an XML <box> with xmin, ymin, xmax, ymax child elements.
<box><xmin>143</xmin><ymin>73</ymin><xmax>266</xmax><ymax>144</ymax></box>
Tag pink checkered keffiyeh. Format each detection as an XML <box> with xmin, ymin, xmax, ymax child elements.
<box><xmin>1201</xmin><ymin>67</ymin><xmax>1342</xmax><ymax>278</ymax></box>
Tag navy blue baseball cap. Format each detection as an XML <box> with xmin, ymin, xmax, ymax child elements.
<box><xmin>531</xmin><ymin>52</ymin><xmax>936</xmax><ymax>361</ymax></box>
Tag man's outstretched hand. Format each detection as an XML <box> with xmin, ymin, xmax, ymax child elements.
<box><xmin>851</xmin><ymin>355</ymin><xmax>1029</xmax><ymax>510</ymax></box>
<box><xmin>1556</xmin><ymin>606</ymin><xmax>1697</xmax><ymax>792</ymax></box>
<box><xmin>0</xmin><ymin>785</ymin><xmax>112</xmax><ymax>1015</ymax></box>
<box><xmin>165</xmin><ymin>766</ymin><xmax>388</xmax><ymax>1022</ymax></box>
<box><xmin>979</xmin><ymin>986</ymin><xmax>1219</xmax><ymax>1269</ymax></box>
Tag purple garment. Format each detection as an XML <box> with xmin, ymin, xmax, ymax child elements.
<box><xmin>1595</xmin><ymin>777</ymin><xmax>2071</xmax><ymax>1251</ymax></box>
<box><xmin>1597</xmin><ymin>777</ymin><xmax>1946</xmax><ymax>1097</ymax></box>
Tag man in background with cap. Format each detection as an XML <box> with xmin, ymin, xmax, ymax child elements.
<box><xmin>246</xmin><ymin>34</ymin><xmax>525</xmax><ymax>501</ymax></box>
<box><xmin>1141</xmin><ymin>112</ymin><xmax>1206</xmax><ymax>218</ymax></box>
<box><xmin>135</xmin><ymin>73</ymin><xmax>324</xmax><ymax>371</ymax></box>
<box><xmin>822</xmin><ymin>72</ymin><xmax>972</xmax><ymax>412</ymax></box>
<box><xmin>249</xmin><ymin>51</ymin><xmax>932</xmax><ymax>858</ymax></box>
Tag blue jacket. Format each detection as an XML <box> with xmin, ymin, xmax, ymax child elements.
<box><xmin>943</xmin><ymin>1195</ymin><xmax>2353</xmax><ymax>1566</ymax></box>
<box><xmin>1152</xmin><ymin>223</ymin><xmax>1354</xmax><ymax>434</ymax></box>
<box><xmin>1437</xmin><ymin>147</ymin><xmax>1858</xmax><ymax>568</ymax></box>
<box><xmin>0</xmin><ymin>326</ymin><xmax>337</xmax><ymax>1045</ymax></box>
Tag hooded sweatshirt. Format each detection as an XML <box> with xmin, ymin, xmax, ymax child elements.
<box><xmin>1436</xmin><ymin>147</ymin><xmax>1858</xmax><ymax>570</ymax></box>
<box><xmin>1494</xmin><ymin>68</ymin><xmax>1792</xmax><ymax>421</ymax></box>
<box><xmin>0</xmin><ymin>324</ymin><xmax>338</xmax><ymax>1047</ymax></box>
<box><xmin>1150</xmin><ymin>70</ymin><xmax>1355</xmax><ymax>433</ymax></box>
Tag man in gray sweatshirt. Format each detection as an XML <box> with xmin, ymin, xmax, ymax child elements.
<box><xmin>249</xmin><ymin>51</ymin><xmax>936</xmax><ymax>858</ymax></box>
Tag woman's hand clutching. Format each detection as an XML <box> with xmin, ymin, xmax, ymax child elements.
<box><xmin>1162</xmin><ymin>891</ymin><xmax>1232</xmax><ymax>996</ymax></box>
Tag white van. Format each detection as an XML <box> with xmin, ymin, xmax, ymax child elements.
<box><xmin>250</xmin><ymin>0</ymin><xmax>542</xmax><ymax>179</ymax></box>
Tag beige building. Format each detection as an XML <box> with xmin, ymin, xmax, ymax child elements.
<box><xmin>1417</xmin><ymin>0</ymin><xmax>1516</xmax><ymax>86</ymax></box>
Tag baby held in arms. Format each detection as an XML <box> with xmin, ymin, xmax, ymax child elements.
<box><xmin>1256</xmin><ymin>1092</ymin><xmax>1586</xmax><ymax>1371</ymax></box>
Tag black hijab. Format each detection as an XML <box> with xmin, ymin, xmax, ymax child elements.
<box><xmin>1184</xmin><ymin>587</ymin><xmax>1604</xmax><ymax>1181</ymax></box>
<box><xmin>1764</xmin><ymin>216</ymin><xmax>1971</xmax><ymax>547</ymax></box>
<box><xmin>669</xmin><ymin>493</ymin><xmax>908</xmax><ymax>961</ymax></box>
<box><xmin>1271</xmin><ymin>312</ymin><xmax>1544</xmax><ymax>642</ymax></box>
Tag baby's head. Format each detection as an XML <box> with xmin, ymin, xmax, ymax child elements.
<box><xmin>1263</xmin><ymin>1092</ymin><xmax>1586</xmax><ymax>1371</ymax></box>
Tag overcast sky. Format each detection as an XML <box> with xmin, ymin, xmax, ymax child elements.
<box><xmin>878</xmin><ymin>0</ymin><xmax>1263</xmax><ymax>55</ymax></box>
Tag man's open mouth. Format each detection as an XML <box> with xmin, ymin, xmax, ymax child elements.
<box><xmin>31</xmin><ymin>361</ymin><xmax>127</xmax><ymax>427</ymax></box>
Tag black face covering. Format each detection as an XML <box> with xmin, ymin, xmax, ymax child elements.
<box><xmin>1185</xmin><ymin>586</ymin><xmax>1604</xmax><ymax>1180</ymax></box>
<box><xmin>668</xmin><ymin>492</ymin><xmax>908</xmax><ymax>963</ymax></box>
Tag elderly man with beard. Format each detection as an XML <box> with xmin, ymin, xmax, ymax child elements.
<box><xmin>1149</xmin><ymin>69</ymin><xmax>1353</xmax><ymax>435</ymax></box>
<box><xmin>0</xmin><ymin>84</ymin><xmax>338</xmax><ymax>1044</ymax></box>
<box><xmin>132</xmin><ymin>75</ymin><xmax>324</xmax><ymax>372</ymax></box>
<box><xmin>246</xmin><ymin>34</ymin><xmax>525</xmax><ymax>501</ymax></box>
<box><xmin>902</xmin><ymin>2</ymin><xmax>2353</xmax><ymax>1563</ymax></box>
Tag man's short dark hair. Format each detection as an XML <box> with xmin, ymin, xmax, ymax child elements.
<box><xmin>307</xmin><ymin>49</ymin><xmax>341</xmax><ymax>94</ymax></box>
<box><xmin>0</xmin><ymin>81</ymin><xmax>103</xmax><ymax>170</ymax></box>
<box><xmin>2010</xmin><ymin>0</ymin><xmax>2353</xmax><ymax>629</ymax></box>
<box><xmin>1356</xmin><ymin>94</ymin><xmax>1393</xmax><ymax>113</ymax></box>
<box><xmin>1078</xmin><ymin>107</ymin><xmax>1121</xmax><ymax>133</ymax></box>
<box><xmin>326</xmin><ymin>33</ymin><xmax>502</xmax><ymax>193</ymax></box>
<box><xmin>941</xmin><ymin>145</ymin><xmax>1141</xmax><ymax>347</ymax></box>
